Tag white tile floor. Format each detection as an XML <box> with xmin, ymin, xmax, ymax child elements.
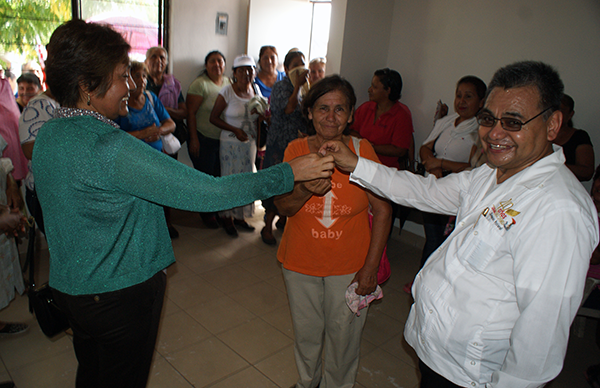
<box><xmin>0</xmin><ymin>205</ymin><xmax>599</xmax><ymax>387</ymax></box>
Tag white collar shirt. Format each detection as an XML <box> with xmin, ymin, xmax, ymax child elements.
<box><xmin>350</xmin><ymin>145</ymin><xmax>599</xmax><ymax>388</ymax></box>
<box><xmin>422</xmin><ymin>113</ymin><xmax>479</xmax><ymax>163</ymax></box>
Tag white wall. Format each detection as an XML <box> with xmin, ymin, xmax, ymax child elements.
<box><xmin>247</xmin><ymin>0</ymin><xmax>313</xmax><ymax>65</ymax></box>
<box><xmin>335</xmin><ymin>0</ymin><xmax>395</xmax><ymax>103</ymax></box>
<box><xmin>170</xmin><ymin>0</ymin><xmax>250</xmax><ymax>95</ymax></box>
<box><xmin>385</xmin><ymin>0</ymin><xmax>600</xmax><ymax>183</ymax></box>
<box><xmin>326</xmin><ymin>0</ymin><xmax>348</xmax><ymax>77</ymax></box>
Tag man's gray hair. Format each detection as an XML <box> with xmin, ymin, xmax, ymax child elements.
<box><xmin>487</xmin><ymin>61</ymin><xmax>564</xmax><ymax>119</ymax></box>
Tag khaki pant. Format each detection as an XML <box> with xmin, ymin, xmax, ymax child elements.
<box><xmin>283</xmin><ymin>268</ymin><xmax>368</xmax><ymax>388</ymax></box>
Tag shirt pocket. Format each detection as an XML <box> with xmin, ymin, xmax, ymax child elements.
<box><xmin>457</xmin><ymin>215</ymin><xmax>505</xmax><ymax>272</ymax></box>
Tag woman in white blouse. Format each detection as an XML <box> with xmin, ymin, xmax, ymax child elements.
<box><xmin>210</xmin><ymin>55</ymin><xmax>262</xmax><ymax>237</ymax></box>
<box><xmin>418</xmin><ymin>75</ymin><xmax>487</xmax><ymax>268</ymax></box>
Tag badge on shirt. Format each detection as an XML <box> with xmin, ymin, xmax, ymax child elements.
<box><xmin>483</xmin><ymin>199</ymin><xmax>520</xmax><ymax>231</ymax></box>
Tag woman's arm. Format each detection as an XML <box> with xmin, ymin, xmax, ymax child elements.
<box><xmin>158</xmin><ymin>118</ymin><xmax>176</xmax><ymax>136</ymax></box>
<box><xmin>566</xmin><ymin>144</ymin><xmax>595</xmax><ymax>181</ymax></box>
<box><xmin>22</xmin><ymin>142</ymin><xmax>34</xmax><ymax>160</ymax></box>
<box><xmin>274</xmin><ymin>178</ymin><xmax>331</xmax><ymax>217</ymax></box>
<box><xmin>352</xmin><ymin>192</ymin><xmax>392</xmax><ymax>295</ymax></box>
<box><xmin>284</xmin><ymin>71</ymin><xmax>308</xmax><ymax>115</ymax></box>
<box><xmin>419</xmin><ymin>142</ymin><xmax>442</xmax><ymax>177</ymax></box>
<box><xmin>420</xmin><ymin>141</ymin><xmax>470</xmax><ymax>174</ymax></box>
<box><xmin>165</xmin><ymin>100</ymin><xmax>187</xmax><ymax>121</ymax></box>
<box><xmin>210</xmin><ymin>94</ymin><xmax>248</xmax><ymax>142</ymax></box>
<box><xmin>5</xmin><ymin>173</ymin><xmax>23</xmax><ymax>210</ymax></box>
<box><xmin>437</xmin><ymin>158</ymin><xmax>471</xmax><ymax>173</ymax></box>
<box><xmin>186</xmin><ymin>93</ymin><xmax>203</xmax><ymax>157</ymax></box>
<box><xmin>127</xmin><ymin>125</ymin><xmax>161</xmax><ymax>142</ymax></box>
<box><xmin>419</xmin><ymin>141</ymin><xmax>436</xmax><ymax>165</ymax></box>
<box><xmin>110</xmin><ymin>134</ymin><xmax>334</xmax><ymax>211</ymax></box>
<box><xmin>150</xmin><ymin>93</ymin><xmax>176</xmax><ymax>136</ymax></box>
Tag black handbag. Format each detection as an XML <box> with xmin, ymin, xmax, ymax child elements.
<box><xmin>25</xmin><ymin>190</ymin><xmax>70</xmax><ymax>338</ymax></box>
<box><xmin>28</xmin><ymin>284</ymin><xmax>70</xmax><ymax>337</ymax></box>
<box><xmin>173</xmin><ymin>119</ymin><xmax>189</xmax><ymax>145</ymax></box>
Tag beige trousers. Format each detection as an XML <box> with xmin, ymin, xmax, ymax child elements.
<box><xmin>283</xmin><ymin>268</ymin><xmax>368</xmax><ymax>388</ymax></box>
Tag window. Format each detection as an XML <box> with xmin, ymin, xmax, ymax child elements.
<box><xmin>75</xmin><ymin>0</ymin><xmax>167</xmax><ymax>61</ymax></box>
<box><xmin>247</xmin><ymin>0</ymin><xmax>332</xmax><ymax>63</ymax></box>
<box><xmin>308</xmin><ymin>1</ymin><xmax>331</xmax><ymax>60</ymax></box>
<box><xmin>0</xmin><ymin>0</ymin><xmax>167</xmax><ymax>76</ymax></box>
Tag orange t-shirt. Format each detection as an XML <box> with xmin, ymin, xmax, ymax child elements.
<box><xmin>277</xmin><ymin>137</ymin><xmax>381</xmax><ymax>277</ymax></box>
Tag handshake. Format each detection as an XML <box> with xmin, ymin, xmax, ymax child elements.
<box><xmin>288</xmin><ymin>140</ymin><xmax>359</xmax><ymax>183</ymax></box>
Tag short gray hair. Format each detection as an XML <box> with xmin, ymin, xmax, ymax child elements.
<box><xmin>146</xmin><ymin>46</ymin><xmax>168</xmax><ymax>61</ymax></box>
<box><xmin>487</xmin><ymin>61</ymin><xmax>563</xmax><ymax>120</ymax></box>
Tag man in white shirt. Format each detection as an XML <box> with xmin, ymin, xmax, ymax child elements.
<box><xmin>319</xmin><ymin>61</ymin><xmax>599</xmax><ymax>388</ymax></box>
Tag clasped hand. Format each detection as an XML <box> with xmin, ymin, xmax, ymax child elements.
<box><xmin>421</xmin><ymin>156</ymin><xmax>443</xmax><ymax>178</ymax></box>
<box><xmin>422</xmin><ymin>156</ymin><xmax>441</xmax><ymax>171</ymax></box>
<box><xmin>317</xmin><ymin>140</ymin><xmax>359</xmax><ymax>173</ymax></box>
<box><xmin>288</xmin><ymin>153</ymin><xmax>335</xmax><ymax>182</ymax></box>
<box><xmin>143</xmin><ymin>124</ymin><xmax>161</xmax><ymax>143</ymax></box>
<box><xmin>234</xmin><ymin>128</ymin><xmax>249</xmax><ymax>142</ymax></box>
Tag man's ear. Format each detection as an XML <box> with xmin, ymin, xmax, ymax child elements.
<box><xmin>546</xmin><ymin>109</ymin><xmax>562</xmax><ymax>142</ymax></box>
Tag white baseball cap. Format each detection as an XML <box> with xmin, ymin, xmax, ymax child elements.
<box><xmin>233</xmin><ymin>54</ymin><xmax>256</xmax><ymax>69</ymax></box>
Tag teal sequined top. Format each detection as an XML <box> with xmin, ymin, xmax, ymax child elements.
<box><xmin>33</xmin><ymin>112</ymin><xmax>294</xmax><ymax>295</ymax></box>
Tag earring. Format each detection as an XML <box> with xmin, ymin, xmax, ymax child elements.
<box><xmin>87</xmin><ymin>94</ymin><xmax>91</xmax><ymax>106</ymax></box>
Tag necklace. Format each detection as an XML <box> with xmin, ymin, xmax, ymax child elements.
<box><xmin>54</xmin><ymin>107</ymin><xmax>120</xmax><ymax>129</ymax></box>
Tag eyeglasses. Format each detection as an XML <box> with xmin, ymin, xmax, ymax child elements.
<box><xmin>476</xmin><ymin>107</ymin><xmax>552</xmax><ymax>132</ymax></box>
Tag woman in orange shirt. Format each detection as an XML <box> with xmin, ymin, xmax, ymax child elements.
<box><xmin>275</xmin><ymin>75</ymin><xmax>391</xmax><ymax>388</ymax></box>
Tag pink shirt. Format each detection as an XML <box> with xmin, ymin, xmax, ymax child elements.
<box><xmin>0</xmin><ymin>78</ymin><xmax>28</xmax><ymax>180</ymax></box>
